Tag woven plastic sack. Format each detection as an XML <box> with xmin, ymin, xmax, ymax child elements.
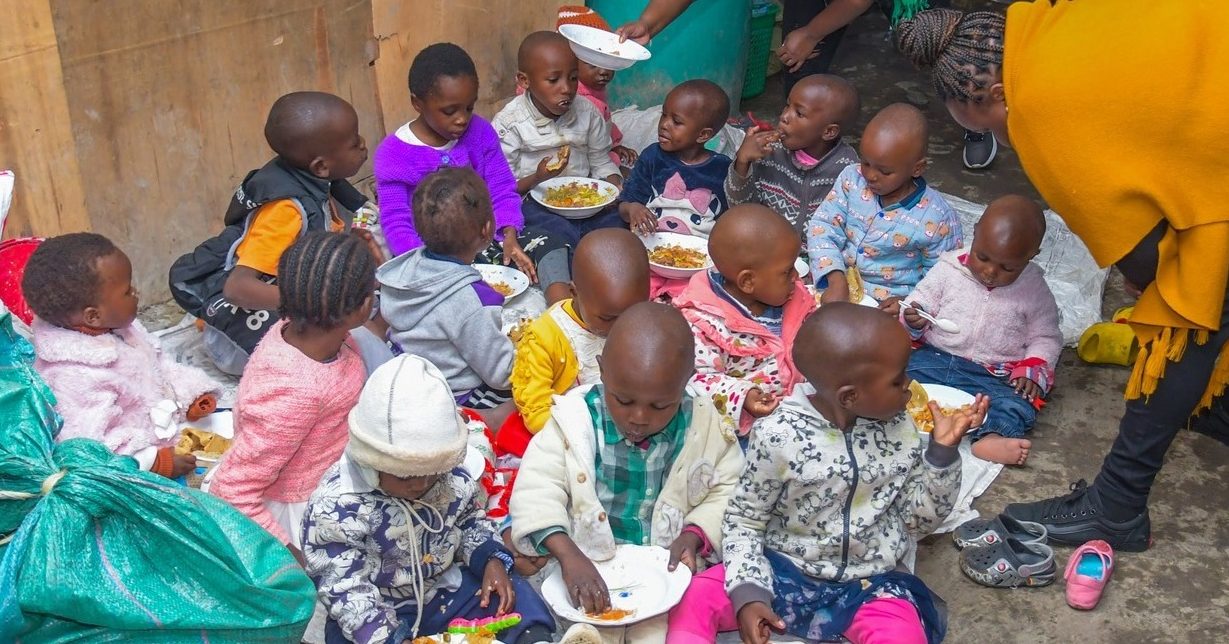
<box><xmin>0</xmin><ymin>311</ymin><xmax>316</xmax><ymax>642</ymax></box>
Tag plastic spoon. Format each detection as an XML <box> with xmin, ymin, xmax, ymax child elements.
<box><xmin>910</xmin><ymin>307</ymin><xmax>960</xmax><ymax>334</ymax></box>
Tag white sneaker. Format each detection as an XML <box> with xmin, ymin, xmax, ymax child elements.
<box><xmin>559</xmin><ymin>623</ymin><xmax>602</xmax><ymax>644</ymax></box>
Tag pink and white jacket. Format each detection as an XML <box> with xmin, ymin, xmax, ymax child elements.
<box><xmin>32</xmin><ymin>319</ymin><xmax>219</xmax><ymax>460</ymax></box>
<box><xmin>673</xmin><ymin>271</ymin><xmax>816</xmax><ymax>435</ymax></box>
<box><xmin>903</xmin><ymin>250</ymin><xmax>1062</xmax><ymax>393</ymax></box>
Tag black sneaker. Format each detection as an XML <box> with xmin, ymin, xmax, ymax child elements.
<box><xmin>963</xmin><ymin>130</ymin><xmax>998</xmax><ymax>170</ymax></box>
<box><xmin>1002</xmin><ymin>480</ymin><xmax>1152</xmax><ymax>552</ymax></box>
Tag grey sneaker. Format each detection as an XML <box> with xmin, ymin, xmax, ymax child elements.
<box><xmin>960</xmin><ymin>537</ymin><xmax>1056</xmax><ymax>588</ymax></box>
<box><xmin>963</xmin><ymin>130</ymin><xmax>998</xmax><ymax>169</ymax></box>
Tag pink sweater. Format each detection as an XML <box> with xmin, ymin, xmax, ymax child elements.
<box><xmin>210</xmin><ymin>320</ymin><xmax>365</xmax><ymax>544</ymax></box>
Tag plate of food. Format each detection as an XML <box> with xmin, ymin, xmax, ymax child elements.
<box><xmin>907</xmin><ymin>382</ymin><xmax>979</xmax><ymax>434</ymax></box>
<box><xmin>558</xmin><ymin>24</ymin><xmax>652</xmax><ymax>71</ymax></box>
<box><xmin>472</xmin><ymin>264</ymin><xmax>529</xmax><ymax>299</ymax></box>
<box><xmin>531</xmin><ymin>177</ymin><xmax>619</xmax><ymax>218</ymax></box>
<box><xmin>542</xmin><ymin>544</ymin><xmax>692</xmax><ymax>627</ymax></box>
<box><xmin>642</xmin><ymin>232</ymin><xmax>712</xmax><ymax>280</ymax></box>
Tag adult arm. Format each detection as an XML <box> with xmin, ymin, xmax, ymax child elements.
<box><xmin>616</xmin><ymin>0</ymin><xmax>695</xmax><ymax>44</ymax></box>
<box><xmin>779</xmin><ymin>0</ymin><xmax>875</xmax><ymax>72</ymax></box>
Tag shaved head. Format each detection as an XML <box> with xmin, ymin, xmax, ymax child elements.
<box><xmin>572</xmin><ymin>228</ymin><xmax>650</xmax><ymax>337</ymax></box>
<box><xmin>977</xmin><ymin>194</ymin><xmax>1046</xmax><ymax>254</ymax></box>
<box><xmin>794</xmin><ymin>302</ymin><xmax>911</xmax><ymax>388</ymax></box>
<box><xmin>792</xmin><ymin>74</ymin><xmax>861</xmax><ymax>132</ymax></box>
<box><xmin>863</xmin><ymin>102</ymin><xmax>929</xmax><ymax>161</ymax></box>
<box><xmin>518</xmin><ymin>31</ymin><xmax>573</xmax><ymax>71</ymax></box>
<box><xmin>709</xmin><ymin>204</ymin><xmax>799</xmax><ymax>276</ymax></box>
<box><xmin>603</xmin><ymin>302</ymin><xmax>694</xmax><ymax>385</ymax></box>
<box><xmin>264</xmin><ymin>91</ymin><xmax>357</xmax><ymax>168</ymax></box>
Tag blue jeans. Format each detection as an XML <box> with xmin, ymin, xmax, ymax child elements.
<box><xmin>907</xmin><ymin>345</ymin><xmax>1038</xmax><ymax>439</ymax></box>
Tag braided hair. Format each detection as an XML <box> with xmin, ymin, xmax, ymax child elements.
<box><xmin>22</xmin><ymin>232</ymin><xmax>120</xmax><ymax>327</ymax></box>
<box><xmin>409</xmin><ymin>43</ymin><xmax>478</xmax><ymax>98</ymax></box>
<box><xmin>412</xmin><ymin>166</ymin><xmax>493</xmax><ymax>256</ymax></box>
<box><xmin>895</xmin><ymin>9</ymin><xmax>1006</xmax><ymax>102</ymax></box>
<box><xmin>277</xmin><ymin>231</ymin><xmax>376</xmax><ymax>333</ymax></box>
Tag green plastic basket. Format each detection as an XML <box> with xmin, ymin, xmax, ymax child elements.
<box><xmin>742</xmin><ymin>2</ymin><xmax>780</xmax><ymax>99</ymax></box>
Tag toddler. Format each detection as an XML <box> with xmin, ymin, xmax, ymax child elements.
<box><xmin>897</xmin><ymin>195</ymin><xmax>1061</xmax><ymax>466</ymax></box>
<box><xmin>556</xmin><ymin>6</ymin><xmax>640</xmax><ymax>169</ymax></box>
<box><xmin>674</xmin><ymin>204</ymin><xmax>815</xmax><ymax>438</ymax></box>
<box><xmin>510</xmin><ymin>303</ymin><xmax>744</xmax><ymax>644</ymax></box>
<box><xmin>668</xmin><ymin>303</ymin><xmax>987</xmax><ymax>644</ymax></box>
<box><xmin>170</xmin><ymin>91</ymin><xmax>374</xmax><ymax>375</ymax></box>
<box><xmin>378</xmin><ymin>167</ymin><xmax>515</xmax><ymax>409</ymax></box>
<box><xmin>807</xmin><ymin>102</ymin><xmax>962</xmax><ymax>303</ymax></box>
<box><xmin>374</xmin><ymin>42</ymin><xmax>572</xmax><ymax>304</ymax></box>
<box><xmin>304</xmin><ymin>354</ymin><xmax>555</xmax><ymax>644</ymax></box>
<box><xmin>25</xmin><ymin>233</ymin><xmax>218</xmax><ymax>479</ymax></box>
<box><xmin>493</xmin><ymin>31</ymin><xmax>624</xmax><ymax>247</ymax></box>
<box><xmin>505</xmin><ymin>228</ymin><xmax>649</xmax><ymax>454</ymax></box>
<box><xmin>617</xmin><ymin>79</ymin><xmax>732</xmax><ymax>237</ymax></box>
<box><xmin>210</xmin><ymin>231</ymin><xmax>375</xmax><ymax>553</ymax></box>
<box><xmin>726</xmin><ymin>74</ymin><xmax>861</xmax><ymax>238</ymax></box>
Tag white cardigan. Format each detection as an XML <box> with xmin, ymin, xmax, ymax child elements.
<box><xmin>509</xmin><ymin>385</ymin><xmax>745</xmax><ymax>562</ymax></box>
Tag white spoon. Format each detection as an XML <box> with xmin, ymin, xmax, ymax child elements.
<box><xmin>910</xmin><ymin>307</ymin><xmax>961</xmax><ymax>334</ymax></box>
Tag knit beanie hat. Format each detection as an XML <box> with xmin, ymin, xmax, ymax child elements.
<box><xmin>556</xmin><ymin>5</ymin><xmax>611</xmax><ymax>32</ymax></box>
<box><xmin>346</xmin><ymin>355</ymin><xmax>469</xmax><ymax>478</ymax></box>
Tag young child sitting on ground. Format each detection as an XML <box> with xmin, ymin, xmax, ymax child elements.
<box><xmin>668</xmin><ymin>303</ymin><xmax>987</xmax><ymax>644</ymax></box>
<box><xmin>378</xmin><ymin>167</ymin><xmax>516</xmax><ymax>410</ymax></box>
<box><xmin>304</xmin><ymin>354</ymin><xmax>555</xmax><ymax>644</ymax></box>
<box><xmin>493</xmin><ymin>31</ymin><xmax>624</xmax><ymax>247</ymax></box>
<box><xmin>210</xmin><ymin>231</ymin><xmax>375</xmax><ymax>554</ymax></box>
<box><xmin>617</xmin><ymin>79</ymin><xmax>732</xmax><ymax>237</ymax></box>
<box><xmin>807</xmin><ymin>102</ymin><xmax>962</xmax><ymax>304</ymax></box>
<box><xmin>726</xmin><ymin>74</ymin><xmax>861</xmax><ymax>239</ymax></box>
<box><xmin>509</xmin><ymin>303</ymin><xmax>744</xmax><ymax>644</ymax></box>
<box><xmin>674</xmin><ymin>204</ymin><xmax>816</xmax><ymax>438</ymax></box>
<box><xmin>556</xmin><ymin>6</ymin><xmax>639</xmax><ymax>170</ymax></box>
<box><xmin>169</xmin><ymin>91</ymin><xmax>375</xmax><ymax>375</ymax></box>
<box><xmin>25</xmin><ymin>233</ymin><xmax>219</xmax><ymax>479</ymax></box>
<box><xmin>895</xmin><ymin>195</ymin><xmax>1061</xmax><ymax>466</ymax></box>
<box><xmin>504</xmin><ymin>228</ymin><xmax>649</xmax><ymax>455</ymax></box>
<box><xmin>374</xmin><ymin>42</ymin><xmax>572</xmax><ymax>304</ymax></box>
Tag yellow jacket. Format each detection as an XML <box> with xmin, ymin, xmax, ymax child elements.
<box><xmin>511</xmin><ymin>300</ymin><xmax>594</xmax><ymax>432</ymax></box>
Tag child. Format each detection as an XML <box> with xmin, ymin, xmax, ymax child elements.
<box><xmin>556</xmin><ymin>6</ymin><xmax>639</xmax><ymax>170</ymax></box>
<box><xmin>667</xmin><ymin>303</ymin><xmax>988</xmax><ymax>644</ymax></box>
<box><xmin>617</xmin><ymin>79</ymin><xmax>733</xmax><ymax>237</ymax></box>
<box><xmin>303</xmin><ymin>354</ymin><xmax>555</xmax><ymax>644</ymax></box>
<box><xmin>674</xmin><ymin>205</ymin><xmax>816</xmax><ymax>437</ymax></box>
<box><xmin>378</xmin><ymin>167</ymin><xmax>514</xmax><ymax>408</ymax></box>
<box><xmin>510</xmin><ymin>302</ymin><xmax>745</xmax><ymax>644</ymax></box>
<box><xmin>807</xmin><ymin>102</ymin><xmax>962</xmax><ymax>303</ymax></box>
<box><xmin>24</xmin><ymin>233</ymin><xmax>218</xmax><ymax>479</ymax></box>
<box><xmin>373</xmin><ymin>42</ymin><xmax>573</xmax><ymax>304</ymax></box>
<box><xmin>493</xmin><ymin>31</ymin><xmax>625</xmax><ymax>247</ymax></box>
<box><xmin>169</xmin><ymin>91</ymin><xmax>374</xmax><ymax>375</ymax></box>
<box><xmin>726</xmin><ymin>74</ymin><xmax>861</xmax><ymax>238</ymax></box>
<box><xmin>210</xmin><ymin>231</ymin><xmax>375</xmax><ymax>551</ymax></box>
<box><xmin>897</xmin><ymin>195</ymin><xmax>1061</xmax><ymax>466</ymax></box>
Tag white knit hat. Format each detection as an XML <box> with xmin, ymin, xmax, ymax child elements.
<box><xmin>346</xmin><ymin>355</ymin><xmax>469</xmax><ymax>478</ymax></box>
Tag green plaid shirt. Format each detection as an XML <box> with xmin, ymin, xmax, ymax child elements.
<box><xmin>586</xmin><ymin>386</ymin><xmax>690</xmax><ymax>546</ymax></box>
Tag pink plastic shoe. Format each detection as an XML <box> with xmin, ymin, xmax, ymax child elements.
<box><xmin>1064</xmin><ymin>539</ymin><xmax>1114</xmax><ymax>610</ymax></box>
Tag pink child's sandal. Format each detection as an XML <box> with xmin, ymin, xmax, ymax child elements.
<box><xmin>1064</xmin><ymin>539</ymin><xmax>1114</xmax><ymax>610</ymax></box>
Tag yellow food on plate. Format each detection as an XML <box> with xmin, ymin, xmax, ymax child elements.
<box><xmin>486</xmin><ymin>281</ymin><xmax>514</xmax><ymax>297</ymax></box>
<box><xmin>907</xmin><ymin>383</ymin><xmax>973</xmax><ymax>433</ymax></box>
<box><xmin>176</xmin><ymin>427</ymin><xmax>232</xmax><ymax>456</ymax></box>
<box><xmin>542</xmin><ymin>180</ymin><xmax>612</xmax><ymax>208</ymax></box>
<box><xmin>847</xmin><ymin>266</ymin><xmax>865</xmax><ymax>303</ymax></box>
<box><xmin>647</xmin><ymin>244</ymin><xmax>708</xmax><ymax>269</ymax></box>
<box><xmin>588</xmin><ymin>608</ymin><xmax>635</xmax><ymax>621</ymax></box>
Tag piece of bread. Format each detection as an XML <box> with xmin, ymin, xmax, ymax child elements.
<box><xmin>546</xmin><ymin>145</ymin><xmax>570</xmax><ymax>171</ymax></box>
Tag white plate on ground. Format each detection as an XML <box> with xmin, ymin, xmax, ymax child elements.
<box><xmin>858</xmin><ymin>292</ymin><xmax>878</xmax><ymax>307</ymax></box>
<box><xmin>558</xmin><ymin>24</ymin><xmax>652</xmax><ymax>71</ymax></box>
<box><xmin>472</xmin><ymin>264</ymin><xmax>529</xmax><ymax>299</ymax></box>
<box><xmin>913</xmin><ymin>384</ymin><xmax>986</xmax><ymax>438</ymax></box>
<box><xmin>530</xmin><ymin>177</ymin><xmax>619</xmax><ymax>219</ymax></box>
<box><xmin>642</xmin><ymin>231</ymin><xmax>712</xmax><ymax>280</ymax></box>
<box><xmin>794</xmin><ymin>257</ymin><xmax>809</xmax><ymax>279</ymax></box>
<box><xmin>542</xmin><ymin>544</ymin><xmax>692</xmax><ymax>627</ymax></box>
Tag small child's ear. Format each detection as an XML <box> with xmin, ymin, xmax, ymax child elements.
<box><xmin>836</xmin><ymin>384</ymin><xmax>858</xmax><ymax>409</ymax></box>
<box><xmin>822</xmin><ymin>124</ymin><xmax>841</xmax><ymax>142</ymax></box>
<box><xmin>410</xmin><ymin>93</ymin><xmax>424</xmax><ymax>115</ymax></box>
<box><xmin>81</xmin><ymin>306</ymin><xmax>102</xmax><ymax>328</ymax></box>
<box><xmin>735</xmin><ymin>268</ymin><xmax>757</xmax><ymax>295</ymax></box>
<box><xmin>308</xmin><ymin>155</ymin><xmax>331</xmax><ymax>179</ymax></box>
<box><xmin>911</xmin><ymin>156</ymin><xmax>928</xmax><ymax>179</ymax></box>
<box><xmin>515</xmin><ymin>71</ymin><xmax>530</xmax><ymax>91</ymax></box>
<box><xmin>696</xmin><ymin>127</ymin><xmax>717</xmax><ymax>144</ymax></box>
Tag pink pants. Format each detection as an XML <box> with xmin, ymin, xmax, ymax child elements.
<box><xmin>667</xmin><ymin>565</ymin><xmax>927</xmax><ymax>644</ymax></box>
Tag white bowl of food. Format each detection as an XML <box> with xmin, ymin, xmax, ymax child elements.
<box><xmin>643</xmin><ymin>232</ymin><xmax>712</xmax><ymax>280</ymax></box>
<box><xmin>531</xmin><ymin>176</ymin><xmax>619</xmax><ymax>219</ymax></box>
<box><xmin>472</xmin><ymin>264</ymin><xmax>529</xmax><ymax>299</ymax></box>
<box><xmin>558</xmin><ymin>24</ymin><xmax>652</xmax><ymax>71</ymax></box>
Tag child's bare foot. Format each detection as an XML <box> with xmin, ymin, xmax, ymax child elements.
<box><xmin>972</xmin><ymin>435</ymin><xmax>1032</xmax><ymax>465</ymax></box>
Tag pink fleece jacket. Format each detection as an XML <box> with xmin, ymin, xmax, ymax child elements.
<box><xmin>210</xmin><ymin>320</ymin><xmax>365</xmax><ymax>544</ymax></box>
<box><xmin>32</xmin><ymin>319</ymin><xmax>218</xmax><ymax>457</ymax></box>
<box><xmin>673</xmin><ymin>272</ymin><xmax>816</xmax><ymax>434</ymax></box>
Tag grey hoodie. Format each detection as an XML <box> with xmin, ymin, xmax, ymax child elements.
<box><xmin>377</xmin><ymin>249</ymin><xmax>513</xmax><ymax>396</ymax></box>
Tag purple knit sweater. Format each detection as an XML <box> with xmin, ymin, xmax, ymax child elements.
<box><xmin>373</xmin><ymin>115</ymin><xmax>524</xmax><ymax>256</ymax></box>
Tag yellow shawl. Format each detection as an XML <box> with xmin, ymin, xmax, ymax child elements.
<box><xmin>1004</xmin><ymin>0</ymin><xmax>1229</xmax><ymax>410</ymax></box>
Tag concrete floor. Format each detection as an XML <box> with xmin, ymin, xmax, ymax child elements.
<box><xmin>740</xmin><ymin>4</ymin><xmax>1229</xmax><ymax>642</ymax></box>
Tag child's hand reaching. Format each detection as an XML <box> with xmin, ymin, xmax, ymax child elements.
<box><xmin>480</xmin><ymin>558</ymin><xmax>516</xmax><ymax>615</ymax></box>
<box><xmin>930</xmin><ymin>393</ymin><xmax>989</xmax><ymax>448</ymax></box>
<box><xmin>734</xmin><ymin>125</ymin><xmax>781</xmax><ymax>177</ymax></box>
<box><xmin>533</xmin><ymin>155</ymin><xmax>567</xmax><ymax>185</ymax></box>
<box><xmin>559</xmin><ymin>549</ymin><xmax>611</xmax><ymax>614</ymax></box>
<box><xmin>667</xmin><ymin>530</ymin><xmax>704</xmax><ymax>573</ymax></box>
<box><xmin>171</xmin><ymin>452</ymin><xmax>198</xmax><ymax>478</ymax></box>
<box><xmin>737</xmin><ymin>601</ymin><xmax>786</xmax><ymax>644</ymax></box>
<box><xmin>622</xmin><ymin>202</ymin><xmax>659</xmax><ymax>236</ymax></box>
<box><xmin>744</xmin><ymin>388</ymin><xmax>780</xmax><ymax>418</ymax></box>
<box><xmin>1012</xmin><ymin>377</ymin><xmax>1043</xmax><ymax>401</ymax></box>
<box><xmin>501</xmin><ymin>229</ymin><xmax>538</xmax><ymax>283</ymax></box>
<box><xmin>612</xmin><ymin>145</ymin><xmax>640</xmax><ymax>167</ymax></box>
<box><xmin>185</xmin><ymin>393</ymin><xmax>217</xmax><ymax>422</ymax></box>
<box><xmin>819</xmin><ymin>272</ymin><xmax>850</xmax><ymax>305</ymax></box>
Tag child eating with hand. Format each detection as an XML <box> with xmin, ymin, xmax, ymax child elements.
<box><xmin>726</xmin><ymin>74</ymin><xmax>861</xmax><ymax>239</ymax></box>
<box><xmin>807</xmin><ymin>103</ymin><xmax>962</xmax><ymax>304</ymax></box>
<box><xmin>509</xmin><ymin>303</ymin><xmax>744</xmax><ymax>644</ymax></box>
<box><xmin>674</xmin><ymin>204</ymin><xmax>816</xmax><ymax>438</ymax></box>
<box><xmin>494</xmin><ymin>31</ymin><xmax>624</xmax><ymax>247</ymax></box>
<box><xmin>26</xmin><ymin>233</ymin><xmax>219</xmax><ymax>480</ymax></box>
<box><xmin>668</xmin><ymin>303</ymin><xmax>987</xmax><ymax>644</ymax></box>
<box><xmin>898</xmin><ymin>195</ymin><xmax>1061</xmax><ymax>466</ymax></box>
<box><xmin>617</xmin><ymin>79</ymin><xmax>733</xmax><ymax>237</ymax></box>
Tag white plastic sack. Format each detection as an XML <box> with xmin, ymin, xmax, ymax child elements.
<box><xmin>613</xmin><ymin>106</ymin><xmax>746</xmax><ymax>161</ymax></box>
<box><xmin>0</xmin><ymin>170</ymin><xmax>13</xmax><ymax>235</ymax></box>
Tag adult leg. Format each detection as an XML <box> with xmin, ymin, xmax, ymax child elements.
<box><xmin>667</xmin><ymin>565</ymin><xmax>739</xmax><ymax>644</ymax></box>
<box><xmin>842</xmin><ymin>597</ymin><xmax>927</xmax><ymax>644</ymax></box>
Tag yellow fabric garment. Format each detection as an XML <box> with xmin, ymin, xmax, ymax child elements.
<box><xmin>511</xmin><ymin>300</ymin><xmax>585</xmax><ymax>432</ymax></box>
<box><xmin>1004</xmin><ymin>0</ymin><xmax>1229</xmax><ymax>409</ymax></box>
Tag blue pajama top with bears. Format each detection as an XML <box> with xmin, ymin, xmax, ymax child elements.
<box><xmin>618</xmin><ymin>143</ymin><xmax>732</xmax><ymax>237</ymax></box>
<box><xmin>806</xmin><ymin>164</ymin><xmax>963</xmax><ymax>300</ymax></box>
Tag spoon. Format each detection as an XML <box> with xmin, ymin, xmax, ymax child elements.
<box><xmin>909</xmin><ymin>307</ymin><xmax>961</xmax><ymax>334</ymax></box>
